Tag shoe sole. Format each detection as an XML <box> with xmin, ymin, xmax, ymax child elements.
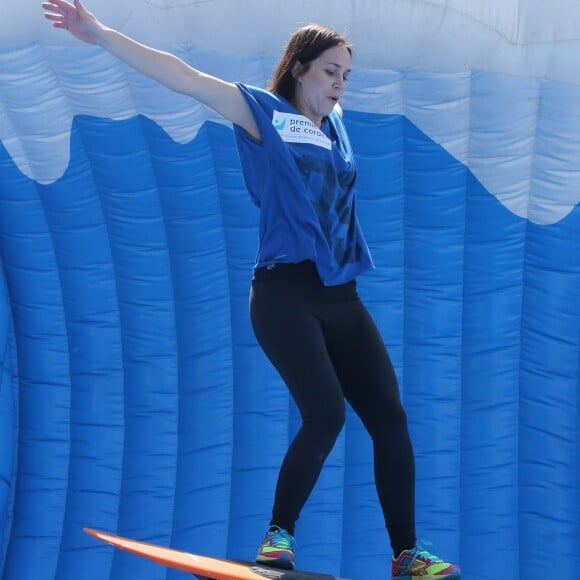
<box><xmin>395</xmin><ymin>574</ymin><xmax>460</xmax><ymax>580</ymax></box>
<box><xmin>255</xmin><ymin>556</ymin><xmax>295</xmax><ymax>570</ymax></box>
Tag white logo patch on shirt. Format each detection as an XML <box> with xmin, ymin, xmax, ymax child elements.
<box><xmin>272</xmin><ymin>111</ymin><xmax>332</xmax><ymax>150</ymax></box>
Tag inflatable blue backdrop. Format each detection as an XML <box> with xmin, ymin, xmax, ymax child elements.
<box><xmin>0</xmin><ymin>1</ymin><xmax>578</xmax><ymax>579</ymax></box>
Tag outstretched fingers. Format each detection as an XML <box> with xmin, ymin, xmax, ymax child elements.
<box><xmin>41</xmin><ymin>1</ymin><xmax>69</xmax><ymax>21</ymax></box>
<box><xmin>41</xmin><ymin>0</ymin><xmax>99</xmax><ymax>43</ymax></box>
<box><xmin>43</xmin><ymin>0</ymin><xmax>73</xmax><ymax>9</ymax></box>
<box><xmin>41</xmin><ymin>0</ymin><xmax>84</xmax><ymax>20</ymax></box>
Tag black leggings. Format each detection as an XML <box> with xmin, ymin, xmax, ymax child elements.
<box><xmin>250</xmin><ymin>261</ymin><xmax>416</xmax><ymax>555</ymax></box>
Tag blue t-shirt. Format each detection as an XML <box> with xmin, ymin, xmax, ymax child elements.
<box><xmin>233</xmin><ymin>83</ymin><xmax>374</xmax><ymax>286</ymax></box>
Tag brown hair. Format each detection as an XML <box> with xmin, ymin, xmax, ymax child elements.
<box><xmin>268</xmin><ymin>24</ymin><xmax>352</xmax><ymax>103</ymax></box>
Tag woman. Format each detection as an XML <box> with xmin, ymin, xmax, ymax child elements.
<box><xmin>42</xmin><ymin>2</ymin><xmax>461</xmax><ymax>577</ymax></box>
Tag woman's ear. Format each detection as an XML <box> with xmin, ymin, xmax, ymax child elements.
<box><xmin>291</xmin><ymin>60</ymin><xmax>304</xmax><ymax>80</ymax></box>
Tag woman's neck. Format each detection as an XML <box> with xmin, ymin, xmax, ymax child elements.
<box><xmin>292</xmin><ymin>98</ymin><xmax>322</xmax><ymax>128</ymax></box>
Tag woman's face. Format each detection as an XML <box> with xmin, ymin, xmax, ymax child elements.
<box><xmin>292</xmin><ymin>44</ymin><xmax>351</xmax><ymax>126</ymax></box>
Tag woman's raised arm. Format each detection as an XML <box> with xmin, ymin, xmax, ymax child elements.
<box><xmin>42</xmin><ymin>0</ymin><xmax>260</xmax><ymax>140</ymax></box>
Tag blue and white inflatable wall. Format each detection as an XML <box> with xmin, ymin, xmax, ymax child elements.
<box><xmin>1</xmin><ymin>1</ymin><xmax>579</xmax><ymax>579</ymax></box>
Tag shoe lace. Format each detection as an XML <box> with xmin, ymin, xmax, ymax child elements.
<box><xmin>268</xmin><ymin>526</ymin><xmax>297</xmax><ymax>550</ymax></box>
<box><xmin>414</xmin><ymin>540</ymin><xmax>443</xmax><ymax>563</ymax></box>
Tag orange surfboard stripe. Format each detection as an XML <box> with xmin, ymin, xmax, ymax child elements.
<box><xmin>84</xmin><ymin>528</ymin><xmax>267</xmax><ymax>580</ymax></box>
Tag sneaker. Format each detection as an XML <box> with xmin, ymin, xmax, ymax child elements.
<box><xmin>255</xmin><ymin>526</ymin><xmax>296</xmax><ymax>570</ymax></box>
<box><xmin>392</xmin><ymin>542</ymin><xmax>460</xmax><ymax>579</ymax></box>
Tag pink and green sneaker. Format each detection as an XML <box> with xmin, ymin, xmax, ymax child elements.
<box><xmin>392</xmin><ymin>542</ymin><xmax>460</xmax><ymax>579</ymax></box>
<box><xmin>255</xmin><ymin>526</ymin><xmax>296</xmax><ymax>570</ymax></box>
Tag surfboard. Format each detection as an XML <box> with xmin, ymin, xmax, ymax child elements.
<box><xmin>84</xmin><ymin>528</ymin><xmax>349</xmax><ymax>580</ymax></box>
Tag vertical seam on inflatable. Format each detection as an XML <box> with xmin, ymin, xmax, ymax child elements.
<box><xmin>0</xmin><ymin>301</ymin><xmax>14</xmax><ymax>575</ymax></box>
<box><xmin>206</xmin><ymin>121</ymin><xmax>235</xmax><ymax>555</ymax></box>
<box><xmin>576</xmin><ymin>332</ymin><xmax>580</xmax><ymax>568</ymax></box>
<box><xmin>402</xmin><ymin>73</ymin><xmax>408</xmax><ymax>407</ymax></box>
<box><xmin>34</xmin><ymin>176</ymin><xmax>70</xmax><ymax>580</ymax></box>
<box><xmin>140</xmin><ymin>114</ymin><xmax>179</xmax><ymax>580</ymax></box>
<box><xmin>517</xmin><ymin>76</ymin><xmax>541</xmax><ymax>577</ymax></box>
<box><xmin>458</xmin><ymin>68</ymin><xmax>473</xmax><ymax>565</ymax></box>
<box><xmin>74</xmin><ymin>116</ymin><xmax>124</xmax><ymax>578</ymax></box>
<box><xmin>0</xmin><ymin>267</ymin><xmax>18</xmax><ymax>575</ymax></box>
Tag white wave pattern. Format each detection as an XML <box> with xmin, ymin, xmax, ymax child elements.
<box><xmin>343</xmin><ymin>69</ymin><xmax>580</xmax><ymax>225</ymax></box>
<box><xmin>1</xmin><ymin>0</ymin><xmax>580</xmax><ymax>224</ymax></box>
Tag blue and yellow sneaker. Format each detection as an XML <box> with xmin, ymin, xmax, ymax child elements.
<box><xmin>392</xmin><ymin>542</ymin><xmax>460</xmax><ymax>579</ymax></box>
<box><xmin>255</xmin><ymin>526</ymin><xmax>296</xmax><ymax>570</ymax></box>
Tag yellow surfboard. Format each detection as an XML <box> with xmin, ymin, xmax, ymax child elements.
<box><xmin>84</xmin><ymin>528</ymin><xmax>349</xmax><ymax>580</ymax></box>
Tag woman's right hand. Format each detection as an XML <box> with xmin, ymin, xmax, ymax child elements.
<box><xmin>42</xmin><ymin>0</ymin><xmax>103</xmax><ymax>45</ymax></box>
<box><xmin>41</xmin><ymin>0</ymin><xmax>261</xmax><ymax>140</ymax></box>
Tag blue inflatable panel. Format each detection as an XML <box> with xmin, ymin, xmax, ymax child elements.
<box><xmin>1</xmin><ymin>5</ymin><xmax>579</xmax><ymax>577</ymax></box>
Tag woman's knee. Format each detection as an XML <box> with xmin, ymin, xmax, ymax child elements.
<box><xmin>364</xmin><ymin>400</ymin><xmax>409</xmax><ymax>440</ymax></box>
<box><xmin>304</xmin><ymin>403</ymin><xmax>346</xmax><ymax>441</ymax></box>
